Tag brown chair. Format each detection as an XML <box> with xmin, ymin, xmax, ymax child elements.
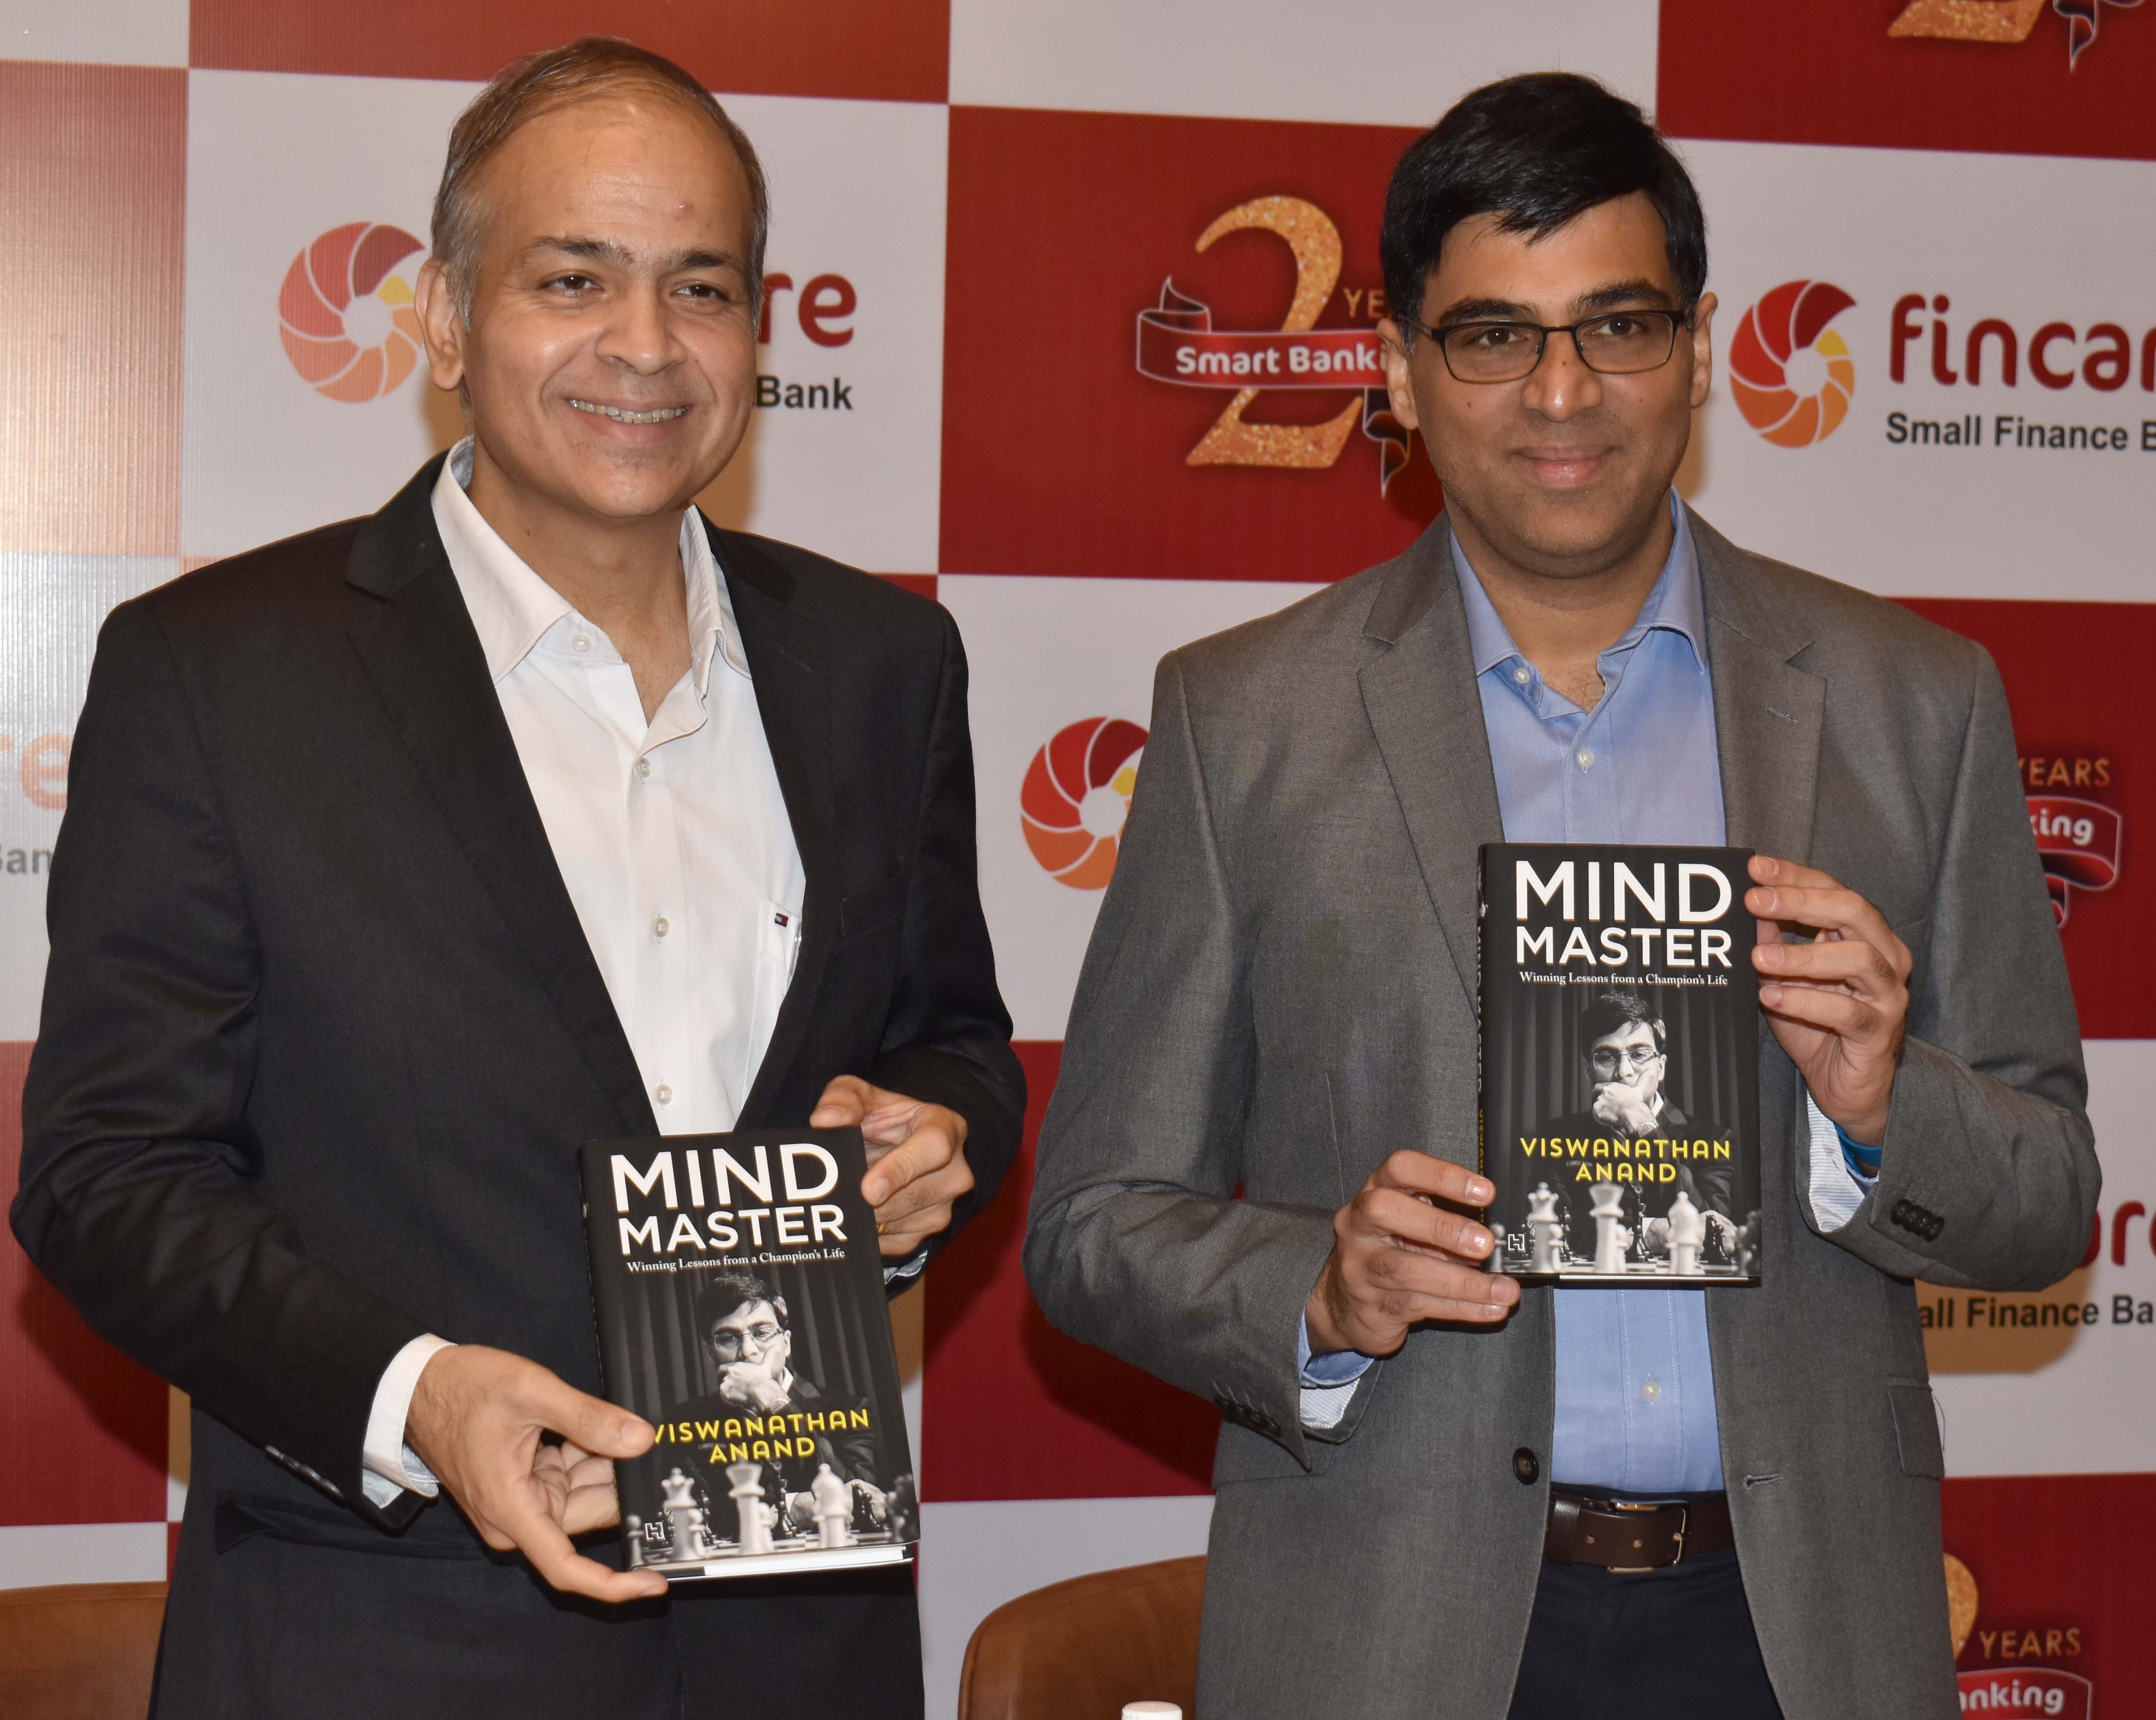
<box><xmin>0</xmin><ymin>1582</ymin><xmax>166</xmax><ymax>1720</ymax></box>
<box><xmin>959</xmin><ymin>1555</ymin><xmax>1204</xmax><ymax>1720</ymax></box>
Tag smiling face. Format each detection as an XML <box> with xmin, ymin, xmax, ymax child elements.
<box><xmin>1379</xmin><ymin>192</ymin><xmax>1716</xmax><ymax>580</ymax></box>
<box><xmin>415</xmin><ymin>90</ymin><xmax>759</xmax><ymax>528</ymax></box>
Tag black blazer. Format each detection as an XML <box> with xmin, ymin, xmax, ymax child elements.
<box><xmin>11</xmin><ymin>458</ymin><xmax>1021</xmax><ymax>1716</ymax></box>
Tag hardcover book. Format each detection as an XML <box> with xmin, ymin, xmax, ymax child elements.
<box><xmin>1478</xmin><ymin>844</ymin><xmax>1763</xmax><ymax>1287</ymax></box>
<box><xmin>578</xmin><ymin>1127</ymin><xmax>918</xmax><ymax>1581</ymax></box>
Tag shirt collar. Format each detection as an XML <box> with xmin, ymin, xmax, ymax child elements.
<box><xmin>431</xmin><ymin>437</ymin><xmax>749</xmax><ymax>690</ymax></box>
<box><xmin>1453</xmin><ymin>490</ymin><xmax>1706</xmax><ymax>679</ymax></box>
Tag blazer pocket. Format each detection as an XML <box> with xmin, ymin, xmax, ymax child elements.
<box><xmin>1887</xmin><ymin>1378</ymin><xmax>1945</xmax><ymax>1479</ymax></box>
<box><xmin>838</xmin><ymin>870</ymin><xmax>908</xmax><ymax>938</ymax></box>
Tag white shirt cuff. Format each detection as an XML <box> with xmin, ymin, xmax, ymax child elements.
<box><xmin>1297</xmin><ymin>1314</ymin><xmax>1374</xmax><ymax>1431</ymax></box>
<box><xmin>1805</xmin><ymin>1090</ymin><xmax>1871</xmax><ymax>1233</ymax></box>
<box><xmin>361</xmin><ymin>1334</ymin><xmax>455</xmax><ymax>1507</ymax></box>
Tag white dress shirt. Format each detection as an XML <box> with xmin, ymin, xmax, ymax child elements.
<box><xmin>361</xmin><ymin>441</ymin><xmax>805</xmax><ymax>1505</ymax></box>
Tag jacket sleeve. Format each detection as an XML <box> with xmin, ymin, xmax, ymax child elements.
<box><xmin>1800</xmin><ymin>646</ymin><xmax>2099</xmax><ymax>1289</ymax></box>
<box><xmin>1024</xmin><ymin>653</ymin><xmax>1337</xmax><ymax>1469</ymax></box>
<box><xmin>864</xmin><ymin>604</ymin><xmax>1026</xmax><ymax>1279</ymax></box>
<box><xmin>10</xmin><ymin>601</ymin><xmax>428</xmax><ymax>1522</ymax></box>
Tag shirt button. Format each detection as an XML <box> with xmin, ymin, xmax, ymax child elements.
<box><xmin>1642</xmin><ymin>1377</ymin><xmax>1662</xmax><ymax>1402</ymax></box>
<box><xmin>1576</xmin><ymin>747</ymin><xmax>1595</xmax><ymax>770</ymax></box>
<box><xmin>1512</xmin><ymin>1447</ymin><xmax>1540</xmax><ymax>1485</ymax></box>
<box><xmin>655</xmin><ymin>1084</ymin><xmax>673</xmax><ymax>1106</ymax></box>
<box><xmin>572</xmin><ymin>636</ymin><xmax>592</xmax><ymax>654</ymax></box>
<box><xmin>635</xmin><ymin>757</ymin><xmax>652</xmax><ymax>780</ymax></box>
<box><xmin>1512</xmin><ymin>665</ymin><xmax>1531</xmax><ymax>685</ymax></box>
<box><xmin>653</xmin><ymin>916</ymin><xmax>669</xmax><ymax>939</ymax></box>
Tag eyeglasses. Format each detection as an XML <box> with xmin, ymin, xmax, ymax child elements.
<box><xmin>1408</xmin><ymin>309</ymin><xmax>1688</xmax><ymax>385</ymax></box>
<box><xmin>710</xmin><ymin>1321</ymin><xmax>784</xmax><ymax>1358</ymax></box>
<box><xmin>1589</xmin><ymin>1044</ymin><xmax>1664</xmax><ymax>1075</ymax></box>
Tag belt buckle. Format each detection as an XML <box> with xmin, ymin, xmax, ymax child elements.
<box><xmin>1605</xmin><ymin>1499</ymin><xmax>1687</xmax><ymax>1573</ymax></box>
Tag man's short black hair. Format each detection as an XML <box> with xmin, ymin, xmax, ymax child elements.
<box><xmin>695</xmin><ymin>1270</ymin><xmax>787</xmax><ymax>1337</ymax></box>
<box><xmin>1380</xmin><ymin>72</ymin><xmax>1707</xmax><ymax>339</ymax></box>
<box><xmin>1580</xmin><ymin>987</ymin><xmax>1667</xmax><ymax>1054</ymax></box>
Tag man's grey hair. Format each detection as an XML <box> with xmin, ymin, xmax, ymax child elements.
<box><xmin>430</xmin><ymin>35</ymin><xmax>770</xmax><ymax>326</ymax></box>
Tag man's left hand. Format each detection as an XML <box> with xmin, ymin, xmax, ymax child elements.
<box><xmin>810</xmin><ymin>1076</ymin><xmax>973</xmax><ymax>1258</ymax></box>
<box><xmin>1748</xmin><ymin>854</ymin><xmax>1911</xmax><ymax>1147</ymax></box>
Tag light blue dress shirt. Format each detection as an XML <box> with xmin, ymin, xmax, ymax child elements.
<box><xmin>1298</xmin><ymin>495</ymin><xmax>1869</xmax><ymax>1494</ymax></box>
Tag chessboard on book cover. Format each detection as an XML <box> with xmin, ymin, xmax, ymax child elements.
<box><xmin>580</xmin><ymin>1128</ymin><xmax>918</xmax><ymax>1580</ymax></box>
<box><xmin>1478</xmin><ymin>843</ymin><xmax>1763</xmax><ymax>1287</ymax></box>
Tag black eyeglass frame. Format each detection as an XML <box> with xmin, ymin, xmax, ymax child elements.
<box><xmin>1404</xmin><ymin>305</ymin><xmax>1697</xmax><ymax>385</ymax></box>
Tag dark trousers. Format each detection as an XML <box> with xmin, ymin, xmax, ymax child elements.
<box><xmin>1507</xmin><ymin>1551</ymin><xmax>1784</xmax><ymax>1720</ymax></box>
<box><xmin>154</xmin><ymin>1496</ymin><xmax>922</xmax><ymax>1720</ymax></box>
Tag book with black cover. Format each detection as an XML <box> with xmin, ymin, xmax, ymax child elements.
<box><xmin>578</xmin><ymin>1127</ymin><xmax>918</xmax><ymax>1581</ymax></box>
<box><xmin>1478</xmin><ymin>844</ymin><xmax>1763</xmax><ymax>1287</ymax></box>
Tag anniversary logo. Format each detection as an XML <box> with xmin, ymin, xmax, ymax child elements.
<box><xmin>1890</xmin><ymin>0</ymin><xmax>2140</xmax><ymax>68</ymax></box>
<box><xmin>2022</xmin><ymin>752</ymin><xmax>2122</xmax><ymax>926</ymax></box>
<box><xmin>1947</xmin><ymin>1551</ymin><xmax>2097</xmax><ymax>1719</ymax></box>
<box><xmin>1134</xmin><ymin>195</ymin><xmax>1412</xmax><ymax>493</ymax></box>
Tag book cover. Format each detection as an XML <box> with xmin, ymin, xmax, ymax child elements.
<box><xmin>1478</xmin><ymin>844</ymin><xmax>1763</xmax><ymax>1287</ymax></box>
<box><xmin>578</xmin><ymin>1128</ymin><xmax>918</xmax><ymax>1581</ymax></box>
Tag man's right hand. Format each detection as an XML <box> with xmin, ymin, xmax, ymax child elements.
<box><xmin>405</xmin><ymin>1344</ymin><xmax>668</xmax><ymax>1604</ymax></box>
<box><xmin>1303</xmin><ymin>1152</ymin><xmax>1519</xmax><ymax>1360</ymax></box>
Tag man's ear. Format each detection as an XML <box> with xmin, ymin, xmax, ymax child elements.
<box><xmin>1376</xmin><ymin>318</ymin><xmax>1424</xmax><ymax>433</ymax></box>
<box><xmin>1686</xmin><ymin>291</ymin><xmax>1718</xmax><ymax>411</ymax></box>
<box><xmin>414</xmin><ymin>255</ymin><xmax>468</xmax><ymax>394</ymax></box>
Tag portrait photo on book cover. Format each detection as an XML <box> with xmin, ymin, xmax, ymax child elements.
<box><xmin>1493</xmin><ymin>982</ymin><xmax>1761</xmax><ymax>1282</ymax></box>
<box><xmin>614</xmin><ymin>1263</ymin><xmax>916</xmax><ymax>1568</ymax></box>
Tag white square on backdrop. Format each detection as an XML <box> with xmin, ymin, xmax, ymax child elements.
<box><xmin>950</xmin><ymin>0</ymin><xmax>1659</xmax><ymax>126</ymax></box>
<box><xmin>941</xmin><ymin>573</ymin><xmax>1322</xmax><ymax>1041</ymax></box>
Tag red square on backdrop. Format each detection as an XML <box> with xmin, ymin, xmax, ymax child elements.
<box><xmin>191</xmin><ymin>0</ymin><xmax>949</xmax><ymax>103</ymax></box>
<box><xmin>0</xmin><ymin>63</ymin><xmax>185</xmax><ymax>558</ymax></box>
<box><xmin>1898</xmin><ymin>598</ymin><xmax>2151</xmax><ymax>1040</ymax></box>
<box><xmin>922</xmin><ymin>1043</ymin><xmax>1220</xmax><ymax>1501</ymax></box>
<box><xmin>1657</xmin><ymin>0</ymin><xmax>2156</xmax><ymax>162</ymax></box>
<box><xmin>0</xmin><ymin>1045</ymin><xmax>169</xmax><ymax>1527</ymax></box>
<box><xmin>941</xmin><ymin>107</ymin><xmax>1442</xmax><ymax>582</ymax></box>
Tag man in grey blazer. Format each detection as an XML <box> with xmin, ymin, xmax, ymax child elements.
<box><xmin>1025</xmin><ymin>74</ymin><xmax>2095</xmax><ymax>1720</ymax></box>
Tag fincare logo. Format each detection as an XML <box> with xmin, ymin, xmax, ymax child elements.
<box><xmin>1729</xmin><ymin>280</ymin><xmax>1856</xmax><ymax>447</ymax></box>
<box><xmin>1021</xmin><ymin>718</ymin><xmax>1146</xmax><ymax>890</ymax></box>
<box><xmin>2021</xmin><ymin>754</ymin><xmax>2121</xmax><ymax>926</ymax></box>
<box><xmin>1947</xmin><ymin>1551</ymin><xmax>2096</xmax><ymax>1718</ymax></box>
<box><xmin>1888</xmin><ymin>0</ymin><xmax>2140</xmax><ymax>69</ymax></box>
<box><xmin>1135</xmin><ymin>196</ymin><xmax>1412</xmax><ymax>492</ymax></box>
<box><xmin>1727</xmin><ymin>277</ymin><xmax>2156</xmax><ymax>453</ymax></box>
<box><xmin>278</xmin><ymin>223</ymin><xmax>427</xmax><ymax>404</ymax></box>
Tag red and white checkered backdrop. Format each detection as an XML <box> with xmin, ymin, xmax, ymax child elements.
<box><xmin>1</xmin><ymin>3</ymin><xmax>2150</xmax><ymax>1714</ymax></box>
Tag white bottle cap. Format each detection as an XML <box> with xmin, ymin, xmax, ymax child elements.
<box><xmin>1122</xmin><ymin>1706</ymin><xmax>1183</xmax><ymax>1719</ymax></box>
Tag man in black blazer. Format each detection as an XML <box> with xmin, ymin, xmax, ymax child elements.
<box><xmin>10</xmin><ymin>38</ymin><xmax>1019</xmax><ymax>1720</ymax></box>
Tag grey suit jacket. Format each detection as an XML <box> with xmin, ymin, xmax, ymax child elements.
<box><xmin>1024</xmin><ymin>512</ymin><xmax>2097</xmax><ymax>1720</ymax></box>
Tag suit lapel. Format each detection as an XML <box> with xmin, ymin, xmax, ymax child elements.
<box><xmin>1692</xmin><ymin>515</ymin><xmax>1826</xmax><ymax>866</ymax></box>
<box><xmin>713</xmin><ymin>526</ymin><xmax>841</xmax><ymax>1128</ymax></box>
<box><xmin>1358</xmin><ymin>519</ymin><xmax>1507</xmax><ymax>1002</ymax></box>
<box><xmin>344</xmin><ymin>460</ymin><xmax>658</xmax><ymax>1138</ymax></box>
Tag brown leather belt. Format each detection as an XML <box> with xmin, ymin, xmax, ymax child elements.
<box><xmin>1543</xmin><ymin>1490</ymin><xmax>1734</xmax><ymax>1571</ymax></box>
